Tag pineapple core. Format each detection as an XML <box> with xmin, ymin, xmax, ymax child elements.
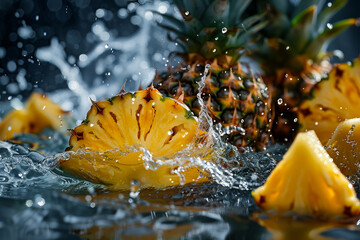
<box><xmin>252</xmin><ymin>131</ymin><xmax>360</xmax><ymax>218</ymax></box>
<box><xmin>0</xmin><ymin>93</ymin><xmax>68</xmax><ymax>140</ymax></box>
<box><xmin>60</xmin><ymin>87</ymin><xmax>210</xmax><ymax>190</ymax></box>
<box><xmin>326</xmin><ymin>118</ymin><xmax>360</xmax><ymax>176</ymax></box>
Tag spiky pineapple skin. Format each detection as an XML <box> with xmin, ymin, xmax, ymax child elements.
<box><xmin>154</xmin><ymin>59</ymin><xmax>273</xmax><ymax>152</ymax></box>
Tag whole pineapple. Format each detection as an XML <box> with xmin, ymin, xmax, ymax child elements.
<box><xmin>153</xmin><ymin>0</ymin><xmax>273</xmax><ymax>152</ymax></box>
<box><xmin>252</xmin><ymin>0</ymin><xmax>358</xmax><ymax>141</ymax></box>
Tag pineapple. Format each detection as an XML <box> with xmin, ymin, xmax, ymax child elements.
<box><xmin>153</xmin><ymin>0</ymin><xmax>273</xmax><ymax>152</ymax></box>
<box><xmin>298</xmin><ymin>57</ymin><xmax>360</xmax><ymax>144</ymax></box>
<box><xmin>60</xmin><ymin>87</ymin><xmax>210</xmax><ymax>190</ymax></box>
<box><xmin>326</xmin><ymin>118</ymin><xmax>360</xmax><ymax>176</ymax></box>
<box><xmin>0</xmin><ymin>93</ymin><xmax>69</xmax><ymax>140</ymax></box>
<box><xmin>252</xmin><ymin>131</ymin><xmax>360</xmax><ymax>218</ymax></box>
<box><xmin>253</xmin><ymin>0</ymin><xmax>358</xmax><ymax>140</ymax></box>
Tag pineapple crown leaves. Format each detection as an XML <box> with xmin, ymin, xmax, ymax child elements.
<box><xmin>254</xmin><ymin>0</ymin><xmax>359</xmax><ymax>72</ymax></box>
<box><xmin>154</xmin><ymin>0</ymin><xmax>268</xmax><ymax>63</ymax></box>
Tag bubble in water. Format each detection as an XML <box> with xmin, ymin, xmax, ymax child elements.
<box><xmin>25</xmin><ymin>200</ymin><xmax>33</xmax><ymax>207</ymax></box>
<box><xmin>277</xmin><ymin>98</ymin><xmax>283</xmax><ymax>105</ymax></box>
<box><xmin>221</xmin><ymin>27</ymin><xmax>227</xmax><ymax>34</ymax></box>
<box><xmin>35</xmin><ymin>195</ymin><xmax>46</xmax><ymax>207</ymax></box>
<box><xmin>184</xmin><ymin>11</ymin><xmax>189</xmax><ymax>16</ymax></box>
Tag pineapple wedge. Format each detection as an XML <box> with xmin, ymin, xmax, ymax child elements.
<box><xmin>0</xmin><ymin>93</ymin><xmax>69</xmax><ymax>140</ymax></box>
<box><xmin>60</xmin><ymin>87</ymin><xmax>210</xmax><ymax>190</ymax></box>
<box><xmin>326</xmin><ymin>118</ymin><xmax>360</xmax><ymax>176</ymax></box>
<box><xmin>298</xmin><ymin>57</ymin><xmax>360</xmax><ymax>144</ymax></box>
<box><xmin>252</xmin><ymin>131</ymin><xmax>360</xmax><ymax>218</ymax></box>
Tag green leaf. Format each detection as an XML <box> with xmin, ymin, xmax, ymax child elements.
<box><xmin>242</xmin><ymin>12</ymin><xmax>266</xmax><ymax>29</ymax></box>
<box><xmin>200</xmin><ymin>0</ymin><xmax>230</xmax><ymax>26</ymax></box>
<box><xmin>286</xmin><ymin>5</ymin><xmax>316</xmax><ymax>53</ymax></box>
<box><xmin>227</xmin><ymin>20</ymin><xmax>268</xmax><ymax>48</ymax></box>
<box><xmin>292</xmin><ymin>0</ymin><xmax>322</xmax><ymax>18</ymax></box>
<box><xmin>305</xmin><ymin>18</ymin><xmax>359</xmax><ymax>59</ymax></box>
<box><xmin>269</xmin><ymin>0</ymin><xmax>289</xmax><ymax>15</ymax></box>
<box><xmin>228</xmin><ymin>0</ymin><xmax>251</xmax><ymax>24</ymax></box>
<box><xmin>316</xmin><ymin>0</ymin><xmax>348</xmax><ymax>32</ymax></box>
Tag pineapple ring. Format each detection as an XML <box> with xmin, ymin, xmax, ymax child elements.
<box><xmin>298</xmin><ymin>57</ymin><xmax>360</xmax><ymax>144</ymax></box>
<box><xmin>60</xmin><ymin>87</ymin><xmax>210</xmax><ymax>190</ymax></box>
<box><xmin>0</xmin><ymin>93</ymin><xmax>69</xmax><ymax>140</ymax></box>
<box><xmin>252</xmin><ymin>131</ymin><xmax>360</xmax><ymax>218</ymax></box>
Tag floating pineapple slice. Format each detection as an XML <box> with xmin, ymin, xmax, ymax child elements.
<box><xmin>60</xmin><ymin>87</ymin><xmax>210</xmax><ymax>190</ymax></box>
<box><xmin>298</xmin><ymin>57</ymin><xmax>360</xmax><ymax>144</ymax></box>
<box><xmin>252</xmin><ymin>131</ymin><xmax>360</xmax><ymax>218</ymax></box>
<box><xmin>0</xmin><ymin>93</ymin><xmax>69</xmax><ymax>140</ymax></box>
<box><xmin>326</xmin><ymin>118</ymin><xmax>360</xmax><ymax>176</ymax></box>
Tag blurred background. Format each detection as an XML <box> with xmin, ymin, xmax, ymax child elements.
<box><xmin>0</xmin><ymin>0</ymin><xmax>359</xmax><ymax>101</ymax></box>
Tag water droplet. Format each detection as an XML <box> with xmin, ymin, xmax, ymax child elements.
<box><xmin>286</xmin><ymin>46</ymin><xmax>290</xmax><ymax>50</ymax></box>
<box><xmin>35</xmin><ymin>195</ymin><xmax>45</xmax><ymax>207</ymax></box>
<box><xmin>315</xmin><ymin>122</ymin><xmax>319</xmax><ymax>126</ymax></box>
<box><xmin>327</xmin><ymin>23</ymin><xmax>333</xmax><ymax>30</ymax></box>
<box><xmin>7</xmin><ymin>126</ymin><xmax>11</xmax><ymax>131</ymax></box>
<box><xmin>327</xmin><ymin>2</ymin><xmax>332</xmax><ymax>7</ymax></box>
<box><xmin>184</xmin><ymin>11</ymin><xmax>189</xmax><ymax>16</ymax></box>
<box><xmin>222</xmin><ymin>27</ymin><xmax>227</xmax><ymax>33</ymax></box>
<box><xmin>167</xmin><ymin>130</ymin><xmax>173</xmax><ymax>135</ymax></box>
<box><xmin>105</xmin><ymin>44</ymin><xmax>109</xmax><ymax>49</ymax></box>
<box><xmin>277</xmin><ymin>98</ymin><xmax>283</xmax><ymax>105</ymax></box>
<box><xmin>25</xmin><ymin>200</ymin><xmax>33</xmax><ymax>207</ymax></box>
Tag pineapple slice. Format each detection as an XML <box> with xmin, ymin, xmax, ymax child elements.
<box><xmin>60</xmin><ymin>87</ymin><xmax>210</xmax><ymax>190</ymax></box>
<box><xmin>298</xmin><ymin>57</ymin><xmax>360</xmax><ymax>144</ymax></box>
<box><xmin>252</xmin><ymin>131</ymin><xmax>360</xmax><ymax>218</ymax></box>
<box><xmin>0</xmin><ymin>93</ymin><xmax>69</xmax><ymax>140</ymax></box>
<box><xmin>326</xmin><ymin>118</ymin><xmax>360</xmax><ymax>176</ymax></box>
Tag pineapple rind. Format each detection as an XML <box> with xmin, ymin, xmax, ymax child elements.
<box><xmin>252</xmin><ymin>131</ymin><xmax>360</xmax><ymax>218</ymax></box>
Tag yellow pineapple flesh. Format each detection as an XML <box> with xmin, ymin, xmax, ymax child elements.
<box><xmin>298</xmin><ymin>57</ymin><xmax>360</xmax><ymax>144</ymax></box>
<box><xmin>252</xmin><ymin>131</ymin><xmax>360</xmax><ymax>218</ymax></box>
<box><xmin>0</xmin><ymin>93</ymin><xmax>69</xmax><ymax>140</ymax></box>
<box><xmin>60</xmin><ymin>87</ymin><xmax>210</xmax><ymax>190</ymax></box>
<box><xmin>326</xmin><ymin>118</ymin><xmax>360</xmax><ymax>176</ymax></box>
